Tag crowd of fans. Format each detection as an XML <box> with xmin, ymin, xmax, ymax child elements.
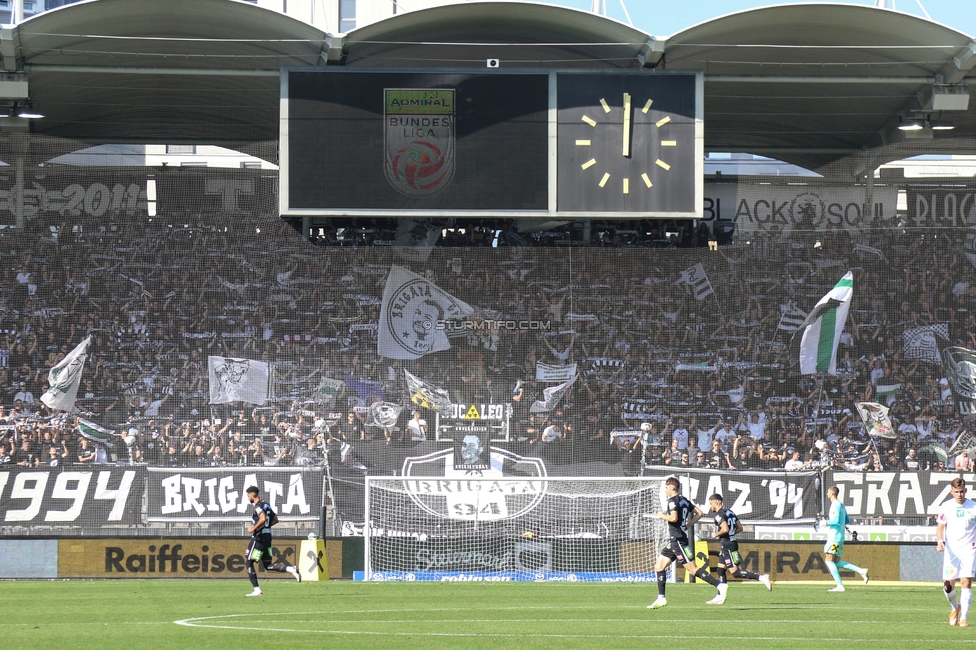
<box><xmin>0</xmin><ymin>211</ymin><xmax>973</xmax><ymax>477</ymax></box>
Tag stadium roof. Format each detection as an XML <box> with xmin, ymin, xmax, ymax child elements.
<box><xmin>2</xmin><ymin>0</ymin><xmax>976</xmax><ymax>175</ymax></box>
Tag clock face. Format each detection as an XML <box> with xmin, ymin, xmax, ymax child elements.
<box><xmin>556</xmin><ymin>73</ymin><xmax>698</xmax><ymax>214</ymax></box>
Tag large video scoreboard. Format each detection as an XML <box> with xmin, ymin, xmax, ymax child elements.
<box><xmin>280</xmin><ymin>69</ymin><xmax>702</xmax><ymax>219</ymax></box>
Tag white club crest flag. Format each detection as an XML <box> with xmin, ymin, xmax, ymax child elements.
<box><xmin>855</xmin><ymin>402</ymin><xmax>896</xmax><ymax>439</ymax></box>
<box><xmin>798</xmin><ymin>272</ymin><xmax>853</xmax><ymax>375</ymax></box>
<box><xmin>379</xmin><ymin>265</ymin><xmax>474</xmax><ymax>360</ymax></box>
<box><xmin>208</xmin><ymin>356</ymin><xmax>270</xmax><ymax>405</ymax></box>
<box><xmin>40</xmin><ymin>336</ymin><xmax>91</xmax><ymax>411</ymax></box>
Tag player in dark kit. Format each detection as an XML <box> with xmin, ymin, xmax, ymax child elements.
<box><xmin>244</xmin><ymin>486</ymin><xmax>301</xmax><ymax>596</ymax></box>
<box><xmin>648</xmin><ymin>477</ymin><xmax>727</xmax><ymax>609</ymax></box>
<box><xmin>707</xmin><ymin>493</ymin><xmax>772</xmax><ymax>602</ymax></box>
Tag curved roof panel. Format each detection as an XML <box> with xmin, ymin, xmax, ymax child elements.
<box><xmin>0</xmin><ymin>0</ymin><xmax>974</xmax><ymax>174</ymax></box>
<box><xmin>6</xmin><ymin>0</ymin><xmax>329</xmax><ymax>159</ymax></box>
<box><xmin>342</xmin><ymin>1</ymin><xmax>656</xmax><ymax>69</ymax></box>
<box><xmin>17</xmin><ymin>0</ymin><xmax>328</xmax><ymax>70</ymax></box>
<box><xmin>660</xmin><ymin>3</ymin><xmax>976</xmax><ymax>172</ymax></box>
<box><xmin>666</xmin><ymin>3</ymin><xmax>972</xmax><ymax>77</ymax></box>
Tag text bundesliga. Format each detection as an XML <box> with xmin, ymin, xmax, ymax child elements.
<box><xmin>388</xmin><ymin>116</ymin><xmax>451</xmax><ymax>137</ymax></box>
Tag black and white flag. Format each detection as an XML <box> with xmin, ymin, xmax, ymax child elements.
<box><xmin>404</xmin><ymin>369</ymin><xmax>453</xmax><ymax>411</ymax></box>
<box><xmin>394</xmin><ymin>219</ymin><xmax>441</xmax><ymax>262</ymax></box>
<box><xmin>944</xmin><ymin>346</ymin><xmax>976</xmax><ymax>419</ymax></box>
<box><xmin>207</xmin><ymin>356</ymin><xmax>270</xmax><ymax>405</ymax></box>
<box><xmin>675</xmin><ymin>263</ymin><xmax>714</xmax><ymax>301</ymax></box>
<box><xmin>530</xmin><ymin>373</ymin><xmax>578</xmax><ymax>414</ymax></box>
<box><xmin>776</xmin><ymin>301</ymin><xmax>808</xmax><ymax>333</ymax></box>
<box><xmin>378</xmin><ymin>265</ymin><xmax>474</xmax><ymax>359</ymax></box>
<box><xmin>904</xmin><ymin>323</ymin><xmax>949</xmax><ymax>365</ymax></box>
<box><xmin>366</xmin><ymin>402</ymin><xmax>403</xmax><ymax>428</ymax></box>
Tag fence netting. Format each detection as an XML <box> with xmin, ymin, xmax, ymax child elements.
<box><xmin>0</xmin><ymin>133</ymin><xmax>975</xmax><ymax>536</ymax></box>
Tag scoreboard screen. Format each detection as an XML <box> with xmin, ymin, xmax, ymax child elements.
<box><xmin>284</xmin><ymin>71</ymin><xmax>549</xmax><ymax>212</ymax></box>
<box><xmin>281</xmin><ymin>69</ymin><xmax>702</xmax><ymax>218</ymax></box>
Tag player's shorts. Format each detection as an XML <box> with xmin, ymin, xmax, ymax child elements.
<box><xmin>718</xmin><ymin>543</ymin><xmax>741</xmax><ymax>568</ymax></box>
<box><xmin>823</xmin><ymin>538</ymin><xmax>844</xmax><ymax>557</ymax></box>
<box><xmin>660</xmin><ymin>539</ymin><xmax>694</xmax><ymax>565</ymax></box>
<box><xmin>943</xmin><ymin>543</ymin><xmax>976</xmax><ymax>581</ymax></box>
<box><xmin>246</xmin><ymin>533</ymin><xmax>273</xmax><ymax>563</ymax></box>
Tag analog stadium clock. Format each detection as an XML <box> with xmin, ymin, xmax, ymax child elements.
<box><xmin>556</xmin><ymin>73</ymin><xmax>700</xmax><ymax>215</ymax></box>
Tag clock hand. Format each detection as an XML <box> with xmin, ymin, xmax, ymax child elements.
<box><xmin>622</xmin><ymin>92</ymin><xmax>632</xmax><ymax>158</ymax></box>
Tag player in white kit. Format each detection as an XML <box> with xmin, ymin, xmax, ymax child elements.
<box><xmin>936</xmin><ymin>477</ymin><xmax>976</xmax><ymax>627</ymax></box>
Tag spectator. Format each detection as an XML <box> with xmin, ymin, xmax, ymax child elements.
<box><xmin>405</xmin><ymin>411</ymin><xmax>428</xmax><ymax>442</ymax></box>
<box><xmin>784</xmin><ymin>450</ymin><xmax>808</xmax><ymax>471</ymax></box>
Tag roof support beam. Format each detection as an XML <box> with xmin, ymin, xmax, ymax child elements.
<box><xmin>719</xmin><ymin>147</ymin><xmax>861</xmax><ymax>155</ymax></box>
<box><xmin>0</xmin><ymin>26</ymin><xmax>22</xmax><ymax>73</ymax></box>
<box><xmin>26</xmin><ymin>65</ymin><xmax>278</xmax><ymax>76</ymax></box>
<box><xmin>635</xmin><ymin>37</ymin><xmax>664</xmax><ymax>68</ymax></box>
<box><xmin>706</xmin><ymin>75</ymin><xmax>936</xmax><ymax>84</ymax></box>
<box><xmin>322</xmin><ymin>34</ymin><xmax>346</xmax><ymax>65</ymax></box>
<box><xmin>938</xmin><ymin>38</ymin><xmax>976</xmax><ymax>85</ymax></box>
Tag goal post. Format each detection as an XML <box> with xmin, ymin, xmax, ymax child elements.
<box><xmin>363</xmin><ymin>476</ymin><xmax>671</xmax><ymax>582</ymax></box>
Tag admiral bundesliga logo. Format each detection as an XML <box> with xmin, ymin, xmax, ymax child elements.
<box><xmin>384</xmin><ymin>89</ymin><xmax>456</xmax><ymax>197</ymax></box>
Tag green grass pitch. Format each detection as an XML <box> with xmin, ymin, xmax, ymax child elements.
<box><xmin>0</xmin><ymin>579</ymin><xmax>966</xmax><ymax>649</ymax></box>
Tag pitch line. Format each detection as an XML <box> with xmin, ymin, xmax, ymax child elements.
<box><xmin>173</xmin><ymin>611</ymin><xmax>951</xmax><ymax>640</ymax></box>
<box><xmin>186</xmin><ymin>617</ymin><xmax>939</xmax><ymax>625</ymax></box>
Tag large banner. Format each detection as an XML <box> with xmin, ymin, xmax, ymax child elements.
<box><xmin>535</xmin><ymin>362</ymin><xmax>577</xmax><ymax>382</ymax></box>
<box><xmin>146</xmin><ymin>467</ymin><xmax>322</xmax><ymax>523</ymax></box>
<box><xmin>907</xmin><ymin>188</ymin><xmax>976</xmax><ymax>226</ymax></box>
<box><xmin>0</xmin><ymin>467</ymin><xmax>143</xmax><ymax>526</ymax></box>
<box><xmin>824</xmin><ymin>470</ymin><xmax>976</xmax><ymax>518</ymax></box>
<box><xmin>58</xmin><ymin>538</ymin><xmax>302</xmax><ymax>579</ymax></box>
<box><xmin>642</xmin><ymin>467</ymin><xmax>819</xmax><ymax>523</ymax></box>
<box><xmin>703</xmin><ymin>183</ymin><xmax>899</xmax><ymax>234</ymax></box>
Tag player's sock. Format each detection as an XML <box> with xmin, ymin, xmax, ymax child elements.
<box><xmin>947</xmin><ymin>582</ymin><xmax>960</xmax><ymax>609</ymax></box>
<box><xmin>717</xmin><ymin>567</ymin><xmax>728</xmax><ymax>584</ymax></box>
<box><xmin>835</xmin><ymin>560</ymin><xmax>863</xmax><ymax>574</ymax></box>
<box><xmin>695</xmin><ymin>567</ymin><xmax>720</xmax><ymax>587</ymax></box>
<box><xmin>657</xmin><ymin>571</ymin><xmax>667</xmax><ymax>597</ymax></box>
<box><xmin>732</xmin><ymin>569</ymin><xmax>761</xmax><ymax>581</ymax></box>
<box><xmin>825</xmin><ymin>559</ymin><xmax>842</xmax><ymax>587</ymax></box>
<box><xmin>245</xmin><ymin>559</ymin><xmax>260</xmax><ymax>588</ymax></box>
<box><xmin>269</xmin><ymin>562</ymin><xmax>288</xmax><ymax>572</ymax></box>
<box><xmin>962</xmin><ymin>588</ymin><xmax>973</xmax><ymax>621</ymax></box>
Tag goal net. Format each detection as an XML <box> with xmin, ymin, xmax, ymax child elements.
<box><xmin>364</xmin><ymin>476</ymin><xmax>671</xmax><ymax>582</ymax></box>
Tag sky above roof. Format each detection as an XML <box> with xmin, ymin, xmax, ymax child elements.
<box><xmin>546</xmin><ymin>0</ymin><xmax>976</xmax><ymax>38</ymax></box>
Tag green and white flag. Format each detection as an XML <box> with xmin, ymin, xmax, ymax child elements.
<box><xmin>316</xmin><ymin>376</ymin><xmax>345</xmax><ymax>405</ymax></box>
<box><xmin>77</xmin><ymin>418</ymin><xmax>117</xmax><ymax>447</ymax></box>
<box><xmin>875</xmin><ymin>383</ymin><xmax>901</xmax><ymax>401</ymax></box>
<box><xmin>798</xmin><ymin>272</ymin><xmax>853</xmax><ymax>375</ymax></box>
<box><xmin>40</xmin><ymin>336</ymin><xmax>91</xmax><ymax>411</ymax></box>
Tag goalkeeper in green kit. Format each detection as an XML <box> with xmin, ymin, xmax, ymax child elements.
<box><xmin>822</xmin><ymin>485</ymin><xmax>869</xmax><ymax>592</ymax></box>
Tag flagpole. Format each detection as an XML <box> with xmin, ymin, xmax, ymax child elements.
<box><xmin>710</xmin><ymin>276</ymin><xmax>724</xmax><ymax>319</ymax></box>
<box><xmin>814</xmin><ymin>373</ymin><xmax>829</xmax><ymax>473</ymax></box>
<box><xmin>867</xmin><ymin>434</ymin><xmax>884</xmax><ymax>470</ymax></box>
